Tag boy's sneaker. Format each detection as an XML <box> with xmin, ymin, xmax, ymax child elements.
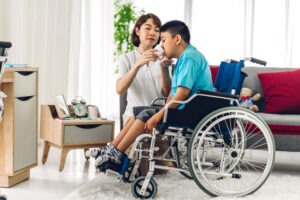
<box><xmin>95</xmin><ymin>146</ymin><xmax>125</xmax><ymax>170</ymax></box>
<box><xmin>85</xmin><ymin>143</ymin><xmax>114</xmax><ymax>158</ymax></box>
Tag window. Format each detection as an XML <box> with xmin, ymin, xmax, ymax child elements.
<box><xmin>252</xmin><ymin>0</ymin><xmax>286</xmax><ymax>67</ymax></box>
<box><xmin>135</xmin><ymin>0</ymin><xmax>185</xmax><ymax>24</ymax></box>
<box><xmin>289</xmin><ymin>0</ymin><xmax>300</xmax><ymax>67</ymax></box>
<box><xmin>191</xmin><ymin>0</ymin><xmax>244</xmax><ymax>65</ymax></box>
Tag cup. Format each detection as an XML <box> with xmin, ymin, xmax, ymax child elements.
<box><xmin>154</xmin><ymin>45</ymin><xmax>164</xmax><ymax>59</ymax></box>
<box><xmin>87</xmin><ymin>105</ymin><xmax>100</xmax><ymax>118</ymax></box>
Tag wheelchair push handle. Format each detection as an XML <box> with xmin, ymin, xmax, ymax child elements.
<box><xmin>0</xmin><ymin>41</ymin><xmax>12</xmax><ymax>48</ymax></box>
<box><xmin>244</xmin><ymin>57</ymin><xmax>267</xmax><ymax>66</ymax></box>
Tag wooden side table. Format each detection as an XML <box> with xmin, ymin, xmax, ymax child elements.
<box><xmin>40</xmin><ymin>105</ymin><xmax>114</xmax><ymax>171</ymax></box>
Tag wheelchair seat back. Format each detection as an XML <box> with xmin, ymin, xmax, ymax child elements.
<box><xmin>214</xmin><ymin>60</ymin><xmax>247</xmax><ymax>95</ymax></box>
<box><xmin>162</xmin><ymin>60</ymin><xmax>248</xmax><ymax>132</ymax></box>
<box><xmin>165</xmin><ymin>90</ymin><xmax>239</xmax><ymax>130</ymax></box>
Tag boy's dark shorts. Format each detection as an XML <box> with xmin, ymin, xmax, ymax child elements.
<box><xmin>133</xmin><ymin>106</ymin><xmax>161</xmax><ymax>123</ymax></box>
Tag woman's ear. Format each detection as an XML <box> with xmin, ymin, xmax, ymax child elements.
<box><xmin>135</xmin><ymin>27</ymin><xmax>140</xmax><ymax>36</ymax></box>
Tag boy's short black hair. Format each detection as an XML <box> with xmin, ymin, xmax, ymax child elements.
<box><xmin>160</xmin><ymin>20</ymin><xmax>190</xmax><ymax>43</ymax></box>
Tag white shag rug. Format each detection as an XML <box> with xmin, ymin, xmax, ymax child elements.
<box><xmin>63</xmin><ymin>171</ymin><xmax>300</xmax><ymax>200</ymax></box>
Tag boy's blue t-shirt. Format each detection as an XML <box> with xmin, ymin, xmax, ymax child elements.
<box><xmin>171</xmin><ymin>44</ymin><xmax>214</xmax><ymax>99</ymax></box>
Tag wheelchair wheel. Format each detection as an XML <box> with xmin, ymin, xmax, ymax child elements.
<box><xmin>131</xmin><ymin>176</ymin><xmax>157</xmax><ymax>199</ymax></box>
<box><xmin>188</xmin><ymin>107</ymin><xmax>275</xmax><ymax>197</ymax></box>
<box><xmin>0</xmin><ymin>195</ymin><xmax>7</xmax><ymax>200</ymax></box>
<box><xmin>123</xmin><ymin>162</ymin><xmax>142</xmax><ymax>183</ymax></box>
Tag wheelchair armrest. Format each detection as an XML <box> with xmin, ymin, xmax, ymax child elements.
<box><xmin>160</xmin><ymin>98</ymin><xmax>190</xmax><ymax>134</ymax></box>
<box><xmin>197</xmin><ymin>89</ymin><xmax>239</xmax><ymax>100</ymax></box>
<box><xmin>162</xmin><ymin>96</ymin><xmax>197</xmax><ymax>124</ymax></box>
<box><xmin>150</xmin><ymin>97</ymin><xmax>167</xmax><ymax>107</ymax></box>
<box><xmin>162</xmin><ymin>90</ymin><xmax>239</xmax><ymax>122</ymax></box>
<box><xmin>160</xmin><ymin>90</ymin><xmax>240</xmax><ymax>133</ymax></box>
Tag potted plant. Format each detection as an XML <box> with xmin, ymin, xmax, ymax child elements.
<box><xmin>114</xmin><ymin>0</ymin><xmax>144</xmax><ymax>73</ymax></box>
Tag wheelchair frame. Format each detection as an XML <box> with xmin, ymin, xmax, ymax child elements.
<box><xmin>125</xmin><ymin>92</ymin><xmax>275</xmax><ymax>199</ymax></box>
<box><xmin>106</xmin><ymin>58</ymin><xmax>275</xmax><ymax>199</ymax></box>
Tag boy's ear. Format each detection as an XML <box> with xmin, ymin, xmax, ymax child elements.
<box><xmin>175</xmin><ymin>34</ymin><xmax>183</xmax><ymax>45</ymax></box>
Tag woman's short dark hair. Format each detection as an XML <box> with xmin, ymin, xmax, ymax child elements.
<box><xmin>160</xmin><ymin>20</ymin><xmax>190</xmax><ymax>44</ymax></box>
<box><xmin>131</xmin><ymin>13</ymin><xmax>161</xmax><ymax>47</ymax></box>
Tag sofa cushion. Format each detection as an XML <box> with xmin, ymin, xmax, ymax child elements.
<box><xmin>257</xmin><ymin>113</ymin><xmax>300</xmax><ymax>126</ymax></box>
<box><xmin>210</xmin><ymin>65</ymin><xmax>219</xmax><ymax>83</ymax></box>
<box><xmin>242</xmin><ymin>67</ymin><xmax>293</xmax><ymax>97</ymax></box>
<box><xmin>257</xmin><ymin>69</ymin><xmax>300</xmax><ymax>114</ymax></box>
<box><xmin>242</xmin><ymin>67</ymin><xmax>293</xmax><ymax>112</ymax></box>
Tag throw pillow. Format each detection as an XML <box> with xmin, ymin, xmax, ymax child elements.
<box><xmin>210</xmin><ymin>65</ymin><xmax>219</xmax><ymax>83</ymax></box>
<box><xmin>258</xmin><ymin>69</ymin><xmax>300</xmax><ymax>114</ymax></box>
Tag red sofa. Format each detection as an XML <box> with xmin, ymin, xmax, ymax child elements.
<box><xmin>211</xmin><ymin>66</ymin><xmax>300</xmax><ymax>151</ymax></box>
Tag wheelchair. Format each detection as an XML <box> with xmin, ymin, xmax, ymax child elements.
<box><xmin>108</xmin><ymin>58</ymin><xmax>275</xmax><ymax>199</ymax></box>
<box><xmin>0</xmin><ymin>41</ymin><xmax>12</xmax><ymax>200</ymax></box>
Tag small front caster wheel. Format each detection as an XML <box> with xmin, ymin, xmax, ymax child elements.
<box><xmin>123</xmin><ymin>162</ymin><xmax>142</xmax><ymax>183</ymax></box>
<box><xmin>0</xmin><ymin>195</ymin><xmax>7</xmax><ymax>200</ymax></box>
<box><xmin>131</xmin><ymin>176</ymin><xmax>157</xmax><ymax>199</ymax></box>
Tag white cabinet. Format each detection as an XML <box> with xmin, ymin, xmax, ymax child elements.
<box><xmin>14</xmin><ymin>96</ymin><xmax>37</xmax><ymax>171</ymax></box>
<box><xmin>14</xmin><ymin>71</ymin><xmax>37</xmax><ymax>97</ymax></box>
<box><xmin>0</xmin><ymin>67</ymin><xmax>38</xmax><ymax>187</ymax></box>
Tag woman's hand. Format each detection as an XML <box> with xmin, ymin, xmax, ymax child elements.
<box><xmin>136</xmin><ymin>49</ymin><xmax>159</xmax><ymax>67</ymax></box>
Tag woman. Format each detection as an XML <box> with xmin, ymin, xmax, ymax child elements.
<box><xmin>116</xmin><ymin>13</ymin><xmax>171</xmax><ymax>129</ymax></box>
<box><xmin>95</xmin><ymin>20</ymin><xmax>213</xmax><ymax>171</ymax></box>
<box><xmin>88</xmin><ymin>13</ymin><xmax>171</xmax><ymax>159</ymax></box>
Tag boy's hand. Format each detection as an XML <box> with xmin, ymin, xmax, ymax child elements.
<box><xmin>144</xmin><ymin>113</ymin><xmax>161</xmax><ymax>133</ymax></box>
<box><xmin>160</xmin><ymin>58</ymin><xmax>173</xmax><ymax>68</ymax></box>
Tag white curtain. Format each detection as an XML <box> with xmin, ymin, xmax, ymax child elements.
<box><xmin>67</xmin><ymin>0</ymin><xmax>117</xmax><ymax>119</ymax></box>
<box><xmin>190</xmin><ymin>0</ymin><xmax>300</xmax><ymax>68</ymax></box>
<box><xmin>0</xmin><ymin>0</ymin><xmax>117</xmax><ymax>120</ymax></box>
<box><xmin>191</xmin><ymin>0</ymin><xmax>245</xmax><ymax>65</ymax></box>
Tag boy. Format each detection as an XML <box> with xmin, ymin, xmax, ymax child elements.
<box><xmin>95</xmin><ymin>20</ymin><xmax>214</xmax><ymax>170</ymax></box>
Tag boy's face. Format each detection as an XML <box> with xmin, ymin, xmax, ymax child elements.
<box><xmin>160</xmin><ymin>31</ymin><xmax>177</xmax><ymax>59</ymax></box>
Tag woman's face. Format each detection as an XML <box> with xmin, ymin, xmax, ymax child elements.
<box><xmin>136</xmin><ymin>18</ymin><xmax>160</xmax><ymax>48</ymax></box>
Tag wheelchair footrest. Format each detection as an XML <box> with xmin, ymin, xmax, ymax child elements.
<box><xmin>98</xmin><ymin>155</ymin><xmax>131</xmax><ymax>176</ymax></box>
<box><xmin>98</xmin><ymin>162</ymin><xmax>122</xmax><ymax>173</ymax></box>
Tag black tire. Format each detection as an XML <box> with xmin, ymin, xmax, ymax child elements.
<box><xmin>0</xmin><ymin>195</ymin><xmax>7</xmax><ymax>200</ymax></box>
<box><xmin>131</xmin><ymin>176</ymin><xmax>157</xmax><ymax>199</ymax></box>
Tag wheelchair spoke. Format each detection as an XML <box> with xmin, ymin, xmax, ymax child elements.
<box><xmin>188</xmin><ymin>107</ymin><xmax>275</xmax><ymax>197</ymax></box>
<box><xmin>239</xmin><ymin>159</ymin><xmax>266</xmax><ymax>172</ymax></box>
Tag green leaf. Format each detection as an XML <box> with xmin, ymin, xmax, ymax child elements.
<box><xmin>114</xmin><ymin>0</ymin><xmax>144</xmax><ymax>73</ymax></box>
